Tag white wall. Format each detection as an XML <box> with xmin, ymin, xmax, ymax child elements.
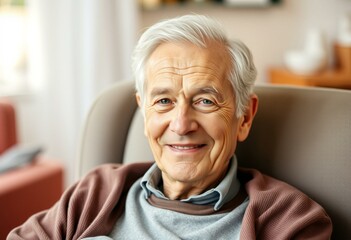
<box><xmin>9</xmin><ymin>0</ymin><xmax>351</xmax><ymax>187</ymax></box>
<box><xmin>140</xmin><ymin>0</ymin><xmax>351</xmax><ymax>82</ymax></box>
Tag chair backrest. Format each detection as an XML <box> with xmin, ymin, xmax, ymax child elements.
<box><xmin>76</xmin><ymin>80</ymin><xmax>351</xmax><ymax>239</ymax></box>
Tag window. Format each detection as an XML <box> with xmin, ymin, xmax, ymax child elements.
<box><xmin>0</xmin><ymin>0</ymin><xmax>27</xmax><ymax>96</ymax></box>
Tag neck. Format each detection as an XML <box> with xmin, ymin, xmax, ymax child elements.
<box><xmin>161</xmin><ymin>170</ymin><xmax>227</xmax><ymax>200</ymax></box>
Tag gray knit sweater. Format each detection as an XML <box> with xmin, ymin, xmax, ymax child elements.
<box><xmin>109</xmin><ymin>179</ymin><xmax>249</xmax><ymax>240</ymax></box>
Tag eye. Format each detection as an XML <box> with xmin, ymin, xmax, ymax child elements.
<box><xmin>194</xmin><ymin>98</ymin><xmax>218</xmax><ymax>112</ymax></box>
<box><xmin>153</xmin><ymin>98</ymin><xmax>174</xmax><ymax>112</ymax></box>
<box><xmin>200</xmin><ymin>99</ymin><xmax>214</xmax><ymax>105</ymax></box>
<box><xmin>156</xmin><ymin>98</ymin><xmax>172</xmax><ymax>105</ymax></box>
<box><xmin>195</xmin><ymin>98</ymin><xmax>215</xmax><ymax>106</ymax></box>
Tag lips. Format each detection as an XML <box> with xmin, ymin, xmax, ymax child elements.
<box><xmin>168</xmin><ymin>144</ymin><xmax>206</xmax><ymax>150</ymax></box>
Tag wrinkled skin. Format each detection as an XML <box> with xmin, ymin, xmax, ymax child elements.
<box><xmin>137</xmin><ymin>41</ymin><xmax>258</xmax><ymax>200</ymax></box>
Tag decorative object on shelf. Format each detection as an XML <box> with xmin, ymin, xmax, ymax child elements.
<box><xmin>140</xmin><ymin>0</ymin><xmax>282</xmax><ymax>10</ymax></box>
<box><xmin>270</xmin><ymin>12</ymin><xmax>351</xmax><ymax>90</ymax></box>
<box><xmin>336</xmin><ymin>13</ymin><xmax>351</xmax><ymax>74</ymax></box>
<box><xmin>284</xmin><ymin>29</ymin><xmax>328</xmax><ymax>75</ymax></box>
<box><xmin>335</xmin><ymin>43</ymin><xmax>351</xmax><ymax>74</ymax></box>
<box><xmin>337</xmin><ymin>12</ymin><xmax>351</xmax><ymax>47</ymax></box>
<box><xmin>140</xmin><ymin>0</ymin><xmax>162</xmax><ymax>10</ymax></box>
<box><xmin>225</xmin><ymin>0</ymin><xmax>276</xmax><ymax>7</ymax></box>
<box><xmin>270</xmin><ymin>43</ymin><xmax>351</xmax><ymax>90</ymax></box>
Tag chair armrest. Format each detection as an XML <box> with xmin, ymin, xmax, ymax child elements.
<box><xmin>0</xmin><ymin>157</ymin><xmax>64</xmax><ymax>239</ymax></box>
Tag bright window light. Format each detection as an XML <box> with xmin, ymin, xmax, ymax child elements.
<box><xmin>0</xmin><ymin>5</ymin><xmax>27</xmax><ymax>95</ymax></box>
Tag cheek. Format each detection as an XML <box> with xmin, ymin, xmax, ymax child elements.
<box><xmin>144</xmin><ymin>112</ymin><xmax>170</xmax><ymax>153</ymax></box>
<box><xmin>204</xmin><ymin>110</ymin><xmax>238</xmax><ymax>157</ymax></box>
<box><xmin>145</xmin><ymin>107</ymin><xmax>164</xmax><ymax>136</ymax></box>
<box><xmin>210</xmin><ymin>108</ymin><xmax>238</xmax><ymax>139</ymax></box>
<box><xmin>145</xmin><ymin>116</ymin><xmax>163</xmax><ymax>139</ymax></box>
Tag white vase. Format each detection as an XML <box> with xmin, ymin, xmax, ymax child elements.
<box><xmin>284</xmin><ymin>29</ymin><xmax>328</xmax><ymax>75</ymax></box>
<box><xmin>337</xmin><ymin>13</ymin><xmax>351</xmax><ymax>47</ymax></box>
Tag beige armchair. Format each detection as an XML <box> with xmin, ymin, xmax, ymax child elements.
<box><xmin>76</xmin><ymin>80</ymin><xmax>351</xmax><ymax>239</ymax></box>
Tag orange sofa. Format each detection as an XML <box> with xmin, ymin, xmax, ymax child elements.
<box><xmin>0</xmin><ymin>100</ymin><xmax>64</xmax><ymax>239</ymax></box>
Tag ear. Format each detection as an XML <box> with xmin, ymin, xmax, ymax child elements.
<box><xmin>136</xmin><ymin>93</ymin><xmax>142</xmax><ymax>108</ymax></box>
<box><xmin>135</xmin><ymin>93</ymin><xmax>148</xmax><ymax>137</ymax></box>
<box><xmin>237</xmin><ymin>94</ymin><xmax>259</xmax><ymax>142</ymax></box>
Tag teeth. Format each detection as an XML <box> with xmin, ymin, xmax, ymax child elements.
<box><xmin>171</xmin><ymin>145</ymin><xmax>201</xmax><ymax>150</ymax></box>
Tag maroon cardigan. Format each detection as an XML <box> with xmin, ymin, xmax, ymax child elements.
<box><xmin>8</xmin><ymin>162</ymin><xmax>332</xmax><ymax>240</ymax></box>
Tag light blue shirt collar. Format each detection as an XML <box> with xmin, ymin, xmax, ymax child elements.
<box><xmin>140</xmin><ymin>156</ymin><xmax>241</xmax><ymax>211</ymax></box>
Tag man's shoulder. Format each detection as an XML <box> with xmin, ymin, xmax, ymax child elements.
<box><xmin>238</xmin><ymin>167</ymin><xmax>330</xmax><ymax>218</ymax></box>
<box><xmin>238</xmin><ymin>169</ymin><xmax>332</xmax><ymax>238</ymax></box>
<box><xmin>82</xmin><ymin>161</ymin><xmax>153</xmax><ymax>181</ymax></box>
<box><xmin>238</xmin><ymin>167</ymin><xmax>311</xmax><ymax>201</ymax></box>
<box><xmin>65</xmin><ymin>162</ymin><xmax>153</xmax><ymax>211</ymax></box>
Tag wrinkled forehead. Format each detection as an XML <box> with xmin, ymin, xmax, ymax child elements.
<box><xmin>144</xmin><ymin>41</ymin><xmax>232</xmax><ymax>92</ymax></box>
<box><xmin>146</xmin><ymin>40</ymin><xmax>231</xmax><ymax>67</ymax></box>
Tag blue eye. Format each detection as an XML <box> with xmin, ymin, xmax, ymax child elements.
<box><xmin>157</xmin><ymin>98</ymin><xmax>172</xmax><ymax>105</ymax></box>
<box><xmin>193</xmin><ymin>98</ymin><xmax>218</xmax><ymax>112</ymax></box>
<box><xmin>201</xmin><ymin>99</ymin><xmax>214</xmax><ymax>105</ymax></box>
<box><xmin>154</xmin><ymin>98</ymin><xmax>174</xmax><ymax>112</ymax></box>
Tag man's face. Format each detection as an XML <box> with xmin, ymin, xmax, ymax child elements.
<box><xmin>140</xmin><ymin>41</ymin><xmax>251</xmax><ymax>192</ymax></box>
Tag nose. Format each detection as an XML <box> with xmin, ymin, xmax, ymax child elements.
<box><xmin>169</xmin><ymin>104</ymin><xmax>198</xmax><ymax>136</ymax></box>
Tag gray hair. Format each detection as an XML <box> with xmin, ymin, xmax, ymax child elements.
<box><xmin>132</xmin><ymin>14</ymin><xmax>257</xmax><ymax>117</ymax></box>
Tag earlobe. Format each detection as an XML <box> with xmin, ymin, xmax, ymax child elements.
<box><xmin>237</xmin><ymin>94</ymin><xmax>259</xmax><ymax>142</ymax></box>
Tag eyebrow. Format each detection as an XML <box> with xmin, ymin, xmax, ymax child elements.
<box><xmin>195</xmin><ymin>86</ymin><xmax>224</xmax><ymax>102</ymax></box>
<box><xmin>150</xmin><ymin>88</ymin><xmax>172</xmax><ymax>99</ymax></box>
<box><xmin>149</xmin><ymin>86</ymin><xmax>224</xmax><ymax>102</ymax></box>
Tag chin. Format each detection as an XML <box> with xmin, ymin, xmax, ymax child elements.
<box><xmin>165</xmin><ymin>164</ymin><xmax>202</xmax><ymax>182</ymax></box>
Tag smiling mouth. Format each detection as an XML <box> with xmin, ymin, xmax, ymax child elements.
<box><xmin>168</xmin><ymin>144</ymin><xmax>206</xmax><ymax>150</ymax></box>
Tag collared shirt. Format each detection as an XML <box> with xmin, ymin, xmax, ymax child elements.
<box><xmin>140</xmin><ymin>156</ymin><xmax>241</xmax><ymax>211</ymax></box>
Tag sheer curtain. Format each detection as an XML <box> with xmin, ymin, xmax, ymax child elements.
<box><xmin>26</xmin><ymin>0</ymin><xmax>138</xmax><ymax>185</ymax></box>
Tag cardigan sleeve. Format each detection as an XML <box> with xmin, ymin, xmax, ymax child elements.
<box><xmin>7</xmin><ymin>162</ymin><xmax>152</xmax><ymax>240</ymax></box>
<box><xmin>239</xmin><ymin>168</ymin><xmax>332</xmax><ymax>240</ymax></box>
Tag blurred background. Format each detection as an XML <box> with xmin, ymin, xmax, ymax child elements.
<box><xmin>0</xmin><ymin>0</ymin><xmax>350</xmax><ymax>187</ymax></box>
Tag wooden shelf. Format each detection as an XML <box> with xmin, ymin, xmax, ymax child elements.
<box><xmin>269</xmin><ymin>68</ymin><xmax>351</xmax><ymax>90</ymax></box>
<box><xmin>269</xmin><ymin>44</ymin><xmax>351</xmax><ymax>90</ymax></box>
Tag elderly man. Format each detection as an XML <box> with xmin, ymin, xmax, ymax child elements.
<box><xmin>8</xmin><ymin>15</ymin><xmax>332</xmax><ymax>239</ymax></box>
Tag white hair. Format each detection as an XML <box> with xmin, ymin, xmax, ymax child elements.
<box><xmin>132</xmin><ymin>14</ymin><xmax>257</xmax><ymax>117</ymax></box>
